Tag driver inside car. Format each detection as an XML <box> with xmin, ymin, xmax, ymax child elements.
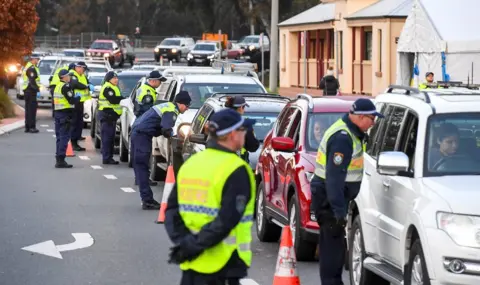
<box><xmin>429</xmin><ymin>123</ymin><xmax>460</xmax><ymax>168</ymax></box>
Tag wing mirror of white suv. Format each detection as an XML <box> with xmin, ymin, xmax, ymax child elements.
<box><xmin>377</xmin><ymin>151</ymin><xmax>409</xmax><ymax>176</ymax></box>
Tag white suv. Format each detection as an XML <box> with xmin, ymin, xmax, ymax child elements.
<box><xmin>347</xmin><ymin>85</ymin><xmax>480</xmax><ymax>285</ymax></box>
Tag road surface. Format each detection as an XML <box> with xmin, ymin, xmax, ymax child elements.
<box><xmin>1</xmin><ymin>89</ymin><xmax>352</xmax><ymax>284</ymax></box>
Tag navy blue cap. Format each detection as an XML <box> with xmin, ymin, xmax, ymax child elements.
<box><xmin>58</xmin><ymin>69</ymin><xmax>70</xmax><ymax>78</ymax></box>
<box><xmin>426</xmin><ymin>72</ymin><xmax>434</xmax><ymax>77</ymax></box>
<box><xmin>30</xmin><ymin>54</ymin><xmax>41</xmax><ymax>59</ymax></box>
<box><xmin>68</xmin><ymin>63</ymin><xmax>76</xmax><ymax>70</ymax></box>
<box><xmin>208</xmin><ymin>109</ymin><xmax>256</xmax><ymax>137</ymax></box>
<box><xmin>350</xmin><ymin>98</ymin><xmax>384</xmax><ymax>118</ymax></box>
<box><xmin>75</xmin><ymin>61</ymin><xmax>89</xmax><ymax>70</ymax></box>
<box><xmin>104</xmin><ymin>71</ymin><xmax>118</xmax><ymax>82</ymax></box>
<box><xmin>174</xmin><ymin>91</ymin><xmax>192</xmax><ymax>106</ymax></box>
<box><xmin>231</xmin><ymin>96</ymin><xmax>249</xmax><ymax>108</ymax></box>
<box><xmin>148</xmin><ymin>70</ymin><xmax>167</xmax><ymax>82</ymax></box>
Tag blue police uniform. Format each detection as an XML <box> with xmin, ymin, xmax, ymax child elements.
<box><xmin>131</xmin><ymin>91</ymin><xmax>191</xmax><ymax>209</ymax></box>
<box><xmin>310</xmin><ymin>99</ymin><xmax>383</xmax><ymax>285</ymax></box>
<box><xmin>98</xmin><ymin>71</ymin><xmax>123</xmax><ymax>164</ymax></box>
<box><xmin>164</xmin><ymin>109</ymin><xmax>256</xmax><ymax>285</ymax></box>
<box><xmin>23</xmin><ymin>56</ymin><xmax>41</xmax><ymax>133</ymax></box>
<box><xmin>53</xmin><ymin>69</ymin><xmax>80</xmax><ymax>168</ymax></box>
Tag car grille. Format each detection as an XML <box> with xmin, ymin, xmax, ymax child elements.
<box><xmin>161</xmin><ymin>49</ymin><xmax>170</xmax><ymax>53</ymax></box>
<box><xmin>193</xmin><ymin>54</ymin><xmax>207</xmax><ymax>59</ymax></box>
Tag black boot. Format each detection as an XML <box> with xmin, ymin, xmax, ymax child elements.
<box><xmin>72</xmin><ymin>140</ymin><xmax>86</xmax><ymax>151</ymax></box>
<box><xmin>103</xmin><ymin>158</ymin><xmax>119</xmax><ymax>165</ymax></box>
<box><xmin>55</xmin><ymin>156</ymin><xmax>73</xmax><ymax>168</ymax></box>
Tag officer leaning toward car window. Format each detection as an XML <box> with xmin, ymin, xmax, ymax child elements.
<box><xmin>69</xmin><ymin>61</ymin><xmax>94</xmax><ymax>151</ymax></box>
<box><xmin>310</xmin><ymin>98</ymin><xmax>384</xmax><ymax>285</ymax></box>
<box><xmin>133</xmin><ymin>70</ymin><xmax>167</xmax><ymax>117</ymax></box>
<box><xmin>53</xmin><ymin>69</ymin><xmax>81</xmax><ymax>168</ymax></box>
<box><xmin>22</xmin><ymin>54</ymin><xmax>42</xmax><ymax>133</ymax></box>
<box><xmin>130</xmin><ymin>90</ymin><xmax>191</xmax><ymax>210</ymax></box>
<box><xmin>165</xmin><ymin>108</ymin><xmax>257</xmax><ymax>285</ymax></box>
<box><xmin>98</xmin><ymin>71</ymin><xmax>123</xmax><ymax>165</ymax></box>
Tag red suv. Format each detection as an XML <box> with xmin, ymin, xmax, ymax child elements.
<box><xmin>255</xmin><ymin>94</ymin><xmax>367</xmax><ymax>261</ymax></box>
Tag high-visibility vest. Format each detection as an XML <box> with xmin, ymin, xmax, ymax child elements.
<box><xmin>53</xmin><ymin>82</ymin><xmax>74</xmax><ymax>111</ymax></box>
<box><xmin>314</xmin><ymin>119</ymin><xmax>365</xmax><ymax>182</ymax></box>
<box><xmin>71</xmin><ymin>70</ymin><xmax>91</xmax><ymax>102</ymax></box>
<box><xmin>152</xmin><ymin>102</ymin><xmax>179</xmax><ymax>117</ymax></box>
<box><xmin>177</xmin><ymin>148</ymin><xmax>256</xmax><ymax>274</ymax></box>
<box><xmin>22</xmin><ymin>62</ymin><xmax>41</xmax><ymax>91</ymax></box>
<box><xmin>50</xmin><ymin>65</ymin><xmax>68</xmax><ymax>86</ymax></box>
<box><xmin>98</xmin><ymin>82</ymin><xmax>123</xmax><ymax>115</ymax></box>
<box><xmin>136</xmin><ymin>84</ymin><xmax>157</xmax><ymax>104</ymax></box>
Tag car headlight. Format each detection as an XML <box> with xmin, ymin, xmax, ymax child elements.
<box><xmin>7</xmin><ymin>65</ymin><xmax>18</xmax><ymax>73</ymax></box>
<box><xmin>86</xmin><ymin>52</ymin><xmax>91</xmax><ymax>56</ymax></box>
<box><xmin>177</xmin><ymin>124</ymin><xmax>192</xmax><ymax>139</ymax></box>
<box><xmin>154</xmin><ymin>48</ymin><xmax>159</xmax><ymax>52</ymax></box>
<box><xmin>207</xmin><ymin>54</ymin><xmax>215</xmax><ymax>59</ymax></box>
<box><xmin>437</xmin><ymin>212</ymin><xmax>480</xmax><ymax>248</ymax></box>
<box><xmin>171</xmin><ymin>48</ymin><xmax>177</xmax><ymax>53</ymax></box>
<box><xmin>249</xmin><ymin>45</ymin><xmax>255</xmax><ymax>51</ymax></box>
<box><xmin>187</xmin><ymin>53</ymin><xmax>193</xmax><ymax>59</ymax></box>
<box><xmin>104</xmin><ymin>53</ymin><xmax>110</xmax><ymax>57</ymax></box>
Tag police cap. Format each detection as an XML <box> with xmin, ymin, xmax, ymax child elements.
<box><xmin>58</xmin><ymin>69</ymin><xmax>70</xmax><ymax>78</ymax></box>
<box><xmin>75</xmin><ymin>61</ymin><xmax>90</xmax><ymax>70</ymax></box>
<box><xmin>350</xmin><ymin>98</ymin><xmax>384</xmax><ymax>118</ymax></box>
<box><xmin>174</xmin><ymin>91</ymin><xmax>192</xmax><ymax>106</ymax></box>
<box><xmin>104</xmin><ymin>71</ymin><xmax>118</xmax><ymax>82</ymax></box>
<box><xmin>148</xmin><ymin>70</ymin><xmax>167</xmax><ymax>82</ymax></box>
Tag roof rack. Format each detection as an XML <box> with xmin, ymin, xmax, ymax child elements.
<box><xmin>385</xmin><ymin>85</ymin><xmax>431</xmax><ymax>103</ymax></box>
<box><xmin>211</xmin><ymin>59</ymin><xmax>258</xmax><ymax>72</ymax></box>
<box><xmin>210</xmin><ymin>92</ymin><xmax>291</xmax><ymax>102</ymax></box>
<box><xmin>434</xmin><ymin>81</ymin><xmax>480</xmax><ymax>90</ymax></box>
<box><xmin>162</xmin><ymin>66</ymin><xmax>259</xmax><ymax>79</ymax></box>
<box><xmin>296</xmin><ymin>93</ymin><xmax>314</xmax><ymax>108</ymax></box>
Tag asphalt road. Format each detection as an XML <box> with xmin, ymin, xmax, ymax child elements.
<box><xmin>2</xmin><ymin>89</ymin><xmax>352</xmax><ymax>285</ymax></box>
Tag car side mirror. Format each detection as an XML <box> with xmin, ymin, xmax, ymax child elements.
<box><xmin>377</xmin><ymin>151</ymin><xmax>409</xmax><ymax>176</ymax></box>
<box><xmin>181</xmin><ymin>44</ymin><xmax>186</xmax><ymax>47</ymax></box>
<box><xmin>120</xmin><ymin>98</ymin><xmax>130</xmax><ymax>108</ymax></box>
<box><xmin>271</xmin><ymin>137</ymin><xmax>296</xmax><ymax>152</ymax></box>
<box><xmin>189</xmin><ymin>133</ymin><xmax>207</xmax><ymax>145</ymax></box>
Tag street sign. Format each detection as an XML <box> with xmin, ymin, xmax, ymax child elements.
<box><xmin>21</xmin><ymin>233</ymin><xmax>94</xmax><ymax>259</ymax></box>
<box><xmin>300</xmin><ymin>32</ymin><xmax>305</xmax><ymax>46</ymax></box>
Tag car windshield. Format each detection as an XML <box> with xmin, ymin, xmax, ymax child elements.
<box><xmin>425</xmin><ymin>113</ymin><xmax>480</xmax><ymax>176</ymax></box>
<box><xmin>90</xmin><ymin>42</ymin><xmax>113</xmax><ymax>50</ymax></box>
<box><xmin>306</xmin><ymin>112</ymin><xmax>346</xmax><ymax>152</ymax></box>
<box><xmin>243</xmin><ymin>112</ymin><xmax>279</xmax><ymax>142</ymax></box>
<box><xmin>88</xmin><ymin>76</ymin><xmax>104</xmax><ymax>86</ymax></box>
<box><xmin>64</xmin><ymin>51</ymin><xmax>84</xmax><ymax>57</ymax></box>
<box><xmin>88</xmin><ymin>67</ymin><xmax>108</xmax><ymax>73</ymax></box>
<box><xmin>161</xmin><ymin>39</ymin><xmax>180</xmax><ymax>46</ymax></box>
<box><xmin>193</xmin><ymin>44</ymin><xmax>215</xmax><ymax>51</ymax></box>
<box><xmin>38</xmin><ymin>60</ymin><xmax>57</xmax><ymax>75</ymax></box>
<box><xmin>242</xmin><ymin>37</ymin><xmax>259</xmax><ymax>44</ymax></box>
<box><xmin>118</xmin><ymin>75</ymin><xmax>144</xmax><ymax>97</ymax></box>
<box><xmin>181</xmin><ymin>83</ymin><xmax>265</xmax><ymax>109</ymax></box>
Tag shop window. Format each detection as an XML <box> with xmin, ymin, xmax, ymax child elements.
<box><xmin>364</xmin><ymin>31</ymin><xmax>372</xmax><ymax>60</ymax></box>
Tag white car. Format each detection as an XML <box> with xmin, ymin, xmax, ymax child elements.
<box><xmin>347</xmin><ymin>85</ymin><xmax>480</xmax><ymax>285</ymax></box>
<box><xmin>153</xmin><ymin>37</ymin><xmax>195</xmax><ymax>62</ymax></box>
<box><xmin>83</xmin><ymin>72</ymin><xmax>107</xmax><ymax>127</ymax></box>
<box><xmin>63</xmin><ymin>49</ymin><xmax>86</xmax><ymax>57</ymax></box>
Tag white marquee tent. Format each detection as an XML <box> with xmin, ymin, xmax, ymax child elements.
<box><xmin>396</xmin><ymin>0</ymin><xmax>480</xmax><ymax>86</ymax></box>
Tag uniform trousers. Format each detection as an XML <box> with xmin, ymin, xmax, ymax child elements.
<box><xmin>131</xmin><ymin>130</ymin><xmax>154</xmax><ymax>201</ymax></box>
<box><xmin>24</xmin><ymin>90</ymin><xmax>38</xmax><ymax>130</ymax></box>
<box><xmin>54</xmin><ymin>110</ymin><xmax>73</xmax><ymax>157</ymax></box>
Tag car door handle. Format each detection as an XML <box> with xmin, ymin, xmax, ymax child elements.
<box><xmin>383</xmin><ymin>181</ymin><xmax>390</xmax><ymax>188</ymax></box>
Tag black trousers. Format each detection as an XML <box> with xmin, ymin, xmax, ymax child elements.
<box><xmin>317</xmin><ymin>219</ymin><xmax>345</xmax><ymax>285</ymax></box>
<box><xmin>180</xmin><ymin>270</ymin><xmax>241</xmax><ymax>285</ymax></box>
<box><xmin>24</xmin><ymin>90</ymin><xmax>38</xmax><ymax>130</ymax></box>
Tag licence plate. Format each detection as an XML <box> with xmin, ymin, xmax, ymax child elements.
<box><xmin>195</xmin><ymin>59</ymin><xmax>203</xmax><ymax>63</ymax></box>
<box><xmin>162</xmin><ymin>53</ymin><xmax>167</xmax><ymax>56</ymax></box>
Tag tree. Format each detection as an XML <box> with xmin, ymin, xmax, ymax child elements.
<box><xmin>56</xmin><ymin>0</ymin><xmax>89</xmax><ymax>34</ymax></box>
<box><xmin>0</xmin><ymin>0</ymin><xmax>40</xmax><ymax>64</ymax></box>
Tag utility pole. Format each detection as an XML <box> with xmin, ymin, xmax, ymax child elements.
<box><xmin>249</xmin><ymin>0</ymin><xmax>255</xmax><ymax>35</ymax></box>
<box><xmin>269</xmin><ymin>0</ymin><xmax>279</xmax><ymax>92</ymax></box>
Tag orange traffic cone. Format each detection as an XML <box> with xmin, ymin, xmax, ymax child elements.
<box><xmin>155</xmin><ymin>165</ymin><xmax>175</xmax><ymax>224</ymax></box>
<box><xmin>66</xmin><ymin>141</ymin><xmax>75</xmax><ymax>157</ymax></box>
<box><xmin>272</xmin><ymin>226</ymin><xmax>301</xmax><ymax>285</ymax></box>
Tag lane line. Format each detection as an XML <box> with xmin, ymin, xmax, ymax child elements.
<box><xmin>104</xmin><ymin>174</ymin><xmax>117</xmax><ymax>180</ymax></box>
<box><xmin>40</xmin><ymin>124</ymin><xmax>49</xmax><ymax>127</ymax></box>
<box><xmin>91</xmin><ymin>165</ymin><xmax>103</xmax><ymax>169</ymax></box>
<box><xmin>240</xmin><ymin>279</ymin><xmax>261</xmax><ymax>285</ymax></box>
<box><xmin>79</xmin><ymin>156</ymin><xmax>90</xmax><ymax>160</ymax></box>
<box><xmin>120</xmin><ymin>187</ymin><xmax>136</xmax><ymax>193</ymax></box>
<box><xmin>46</xmin><ymin>129</ymin><xmax>54</xmax><ymax>132</ymax></box>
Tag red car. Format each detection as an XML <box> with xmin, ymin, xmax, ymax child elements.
<box><xmin>255</xmin><ymin>94</ymin><xmax>368</xmax><ymax>261</ymax></box>
<box><xmin>86</xmin><ymin>39</ymin><xmax>135</xmax><ymax>67</ymax></box>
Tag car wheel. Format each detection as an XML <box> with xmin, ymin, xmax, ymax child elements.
<box><xmin>175</xmin><ymin>53</ymin><xmax>181</xmax><ymax>62</ymax></box>
<box><xmin>288</xmin><ymin>196</ymin><xmax>316</xmax><ymax>261</ymax></box>
<box><xmin>129</xmin><ymin>56</ymin><xmax>134</xmax><ymax>66</ymax></box>
<box><xmin>187</xmin><ymin>62</ymin><xmax>193</xmax><ymax>66</ymax></box>
<box><xmin>255</xmin><ymin>183</ymin><xmax>281</xmax><ymax>242</ymax></box>
<box><xmin>150</xmin><ymin>155</ymin><xmax>166</xmax><ymax>181</ymax></box>
<box><xmin>154</xmin><ymin>55</ymin><xmax>160</xmax><ymax>62</ymax></box>
<box><xmin>404</xmin><ymin>239</ymin><xmax>431</xmax><ymax>285</ymax></box>
<box><xmin>119</xmin><ymin>134</ymin><xmax>128</xmax><ymax>162</ymax></box>
<box><xmin>348</xmin><ymin>215</ymin><xmax>389</xmax><ymax>285</ymax></box>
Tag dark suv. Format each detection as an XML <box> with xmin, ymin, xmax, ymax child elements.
<box><xmin>176</xmin><ymin>93</ymin><xmax>291</xmax><ymax>179</ymax></box>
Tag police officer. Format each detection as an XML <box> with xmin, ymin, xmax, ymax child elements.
<box><xmin>165</xmin><ymin>108</ymin><xmax>256</xmax><ymax>285</ymax></box>
<box><xmin>22</xmin><ymin>54</ymin><xmax>42</xmax><ymax>133</ymax></box>
<box><xmin>70</xmin><ymin>61</ymin><xmax>94</xmax><ymax>151</ymax></box>
<box><xmin>133</xmin><ymin>70</ymin><xmax>166</xmax><ymax>117</ymax></box>
<box><xmin>49</xmin><ymin>63</ymin><xmax>70</xmax><ymax>117</ymax></box>
<box><xmin>98</xmin><ymin>71</ymin><xmax>123</xmax><ymax>165</ymax></box>
<box><xmin>131</xmin><ymin>91</ymin><xmax>191</xmax><ymax>210</ymax></box>
<box><xmin>223</xmin><ymin>96</ymin><xmax>259</xmax><ymax>163</ymax></box>
<box><xmin>310</xmin><ymin>98</ymin><xmax>383</xmax><ymax>285</ymax></box>
<box><xmin>53</xmin><ymin>69</ymin><xmax>81</xmax><ymax>168</ymax></box>
<box><xmin>419</xmin><ymin>71</ymin><xmax>437</xmax><ymax>90</ymax></box>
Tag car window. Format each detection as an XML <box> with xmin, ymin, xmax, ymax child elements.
<box><xmin>379</xmin><ymin>106</ymin><xmax>406</xmax><ymax>153</ymax></box>
<box><xmin>38</xmin><ymin>60</ymin><xmax>57</xmax><ymax>75</ymax></box>
<box><xmin>88</xmin><ymin>76</ymin><xmax>104</xmax><ymax>86</ymax></box>
<box><xmin>397</xmin><ymin>111</ymin><xmax>418</xmax><ymax>173</ymax></box>
<box><xmin>306</xmin><ymin>112</ymin><xmax>345</xmax><ymax>152</ymax></box>
<box><xmin>276</xmin><ymin>108</ymin><xmax>296</xmax><ymax>137</ymax></box>
<box><xmin>244</xmin><ymin>112</ymin><xmax>281</xmax><ymax>142</ymax></box>
<box><xmin>64</xmin><ymin>51</ymin><xmax>84</xmax><ymax>57</ymax></box>
<box><xmin>118</xmin><ymin>75</ymin><xmax>145</xmax><ymax>97</ymax></box>
<box><xmin>161</xmin><ymin>39</ymin><xmax>181</xmax><ymax>46</ymax></box>
<box><xmin>157</xmin><ymin>81</ymin><xmax>171</xmax><ymax>99</ymax></box>
<box><xmin>167</xmin><ymin>81</ymin><xmax>178</xmax><ymax>101</ymax></box>
<box><xmin>192</xmin><ymin>105</ymin><xmax>213</xmax><ymax>134</ymax></box>
<box><xmin>365</xmin><ymin>103</ymin><xmax>387</xmax><ymax>158</ymax></box>
<box><xmin>286</xmin><ymin>110</ymin><xmax>302</xmax><ymax>139</ymax></box>
<box><xmin>130</xmin><ymin>80</ymin><xmax>143</xmax><ymax>101</ymax></box>
<box><xmin>89</xmin><ymin>67</ymin><xmax>108</xmax><ymax>73</ymax></box>
<box><xmin>91</xmin><ymin>42</ymin><xmax>113</xmax><ymax>50</ymax></box>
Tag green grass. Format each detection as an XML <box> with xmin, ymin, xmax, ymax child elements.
<box><xmin>0</xmin><ymin>88</ymin><xmax>15</xmax><ymax>121</ymax></box>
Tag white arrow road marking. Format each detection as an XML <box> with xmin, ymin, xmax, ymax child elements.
<box><xmin>40</xmin><ymin>124</ymin><xmax>49</xmax><ymax>127</ymax></box>
<box><xmin>104</xmin><ymin>174</ymin><xmax>117</xmax><ymax>180</ymax></box>
<box><xmin>240</xmin><ymin>279</ymin><xmax>260</xmax><ymax>285</ymax></box>
<box><xmin>79</xmin><ymin>156</ymin><xmax>90</xmax><ymax>160</ymax></box>
<box><xmin>46</xmin><ymin>129</ymin><xmax>54</xmax><ymax>132</ymax></box>
<box><xmin>21</xmin><ymin>233</ymin><xmax>94</xmax><ymax>259</ymax></box>
<box><xmin>121</xmin><ymin>187</ymin><xmax>136</xmax><ymax>193</ymax></box>
<box><xmin>91</xmin><ymin>165</ymin><xmax>103</xmax><ymax>170</ymax></box>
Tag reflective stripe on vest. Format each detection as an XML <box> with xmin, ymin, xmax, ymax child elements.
<box><xmin>51</xmin><ymin>65</ymin><xmax>68</xmax><ymax>86</ymax></box>
<box><xmin>152</xmin><ymin>102</ymin><xmax>179</xmax><ymax>117</ymax></box>
<box><xmin>136</xmin><ymin>84</ymin><xmax>157</xmax><ymax>104</ymax></box>
<box><xmin>22</xmin><ymin>62</ymin><xmax>41</xmax><ymax>91</ymax></box>
<box><xmin>72</xmin><ymin>70</ymin><xmax>91</xmax><ymax>102</ymax></box>
<box><xmin>314</xmin><ymin>119</ymin><xmax>365</xmax><ymax>182</ymax></box>
<box><xmin>53</xmin><ymin>82</ymin><xmax>74</xmax><ymax>110</ymax></box>
<box><xmin>98</xmin><ymin>82</ymin><xmax>123</xmax><ymax>115</ymax></box>
<box><xmin>177</xmin><ymin>148</ymin><xmax>256</xmax><ymax>274</ymax></box>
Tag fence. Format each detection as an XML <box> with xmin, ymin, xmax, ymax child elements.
<box><xmin>35</xmin><ymin>33</ymin><xmax>202</xmax><ymax>49</ymax></box>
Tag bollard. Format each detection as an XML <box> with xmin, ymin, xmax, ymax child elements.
<box><xmin>170</xmin><ymin>61</ymin><xmax>173</xmax><ymax>66</ymax></box>
<box><xmin>160</xmin><ymin>56</ymin><xmax>163</xmax><ymax>66</ymax></box>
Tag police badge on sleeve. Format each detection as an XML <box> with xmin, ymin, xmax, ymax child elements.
<box><xmin>333</xmin><ymin>152</ymin><xmax>344</xmax><ymax>165</ymax></box>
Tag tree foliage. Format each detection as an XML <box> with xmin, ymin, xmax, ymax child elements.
<box><xmin>0</xmin><ymin>0</ymin><xmax>40</xmax><ymax>64</ymax></box>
